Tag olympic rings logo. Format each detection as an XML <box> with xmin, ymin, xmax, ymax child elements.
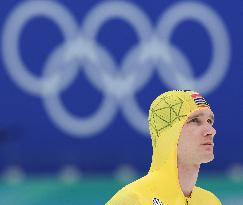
<box><xmin>1</xmin><ymin>1</ymin><xmax>230</xmax><ymax>138</ymax></box>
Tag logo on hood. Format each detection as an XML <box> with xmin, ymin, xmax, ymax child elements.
<box><xmin>191</xmin><ymin>92</ymin><xmax>210</xmax><ymax>108</ymax></box>
<box><xmin>152</xmin><ymin>197</ymin><xmax>163</xmax><ymax>205</ymax></box>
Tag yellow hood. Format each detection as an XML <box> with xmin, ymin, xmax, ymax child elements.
<box><xmin>148</xmin><ymin>90</ymin><xmax>209</xmax><ymax>173</ymax></box>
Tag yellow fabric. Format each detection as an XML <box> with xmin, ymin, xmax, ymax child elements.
<box><xmin>106</xmin><ymin>90</ymin><xmax>222</xmax><ymax>205</ymax></box>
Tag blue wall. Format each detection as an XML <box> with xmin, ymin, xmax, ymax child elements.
<box><xmin>0</xmin><ymin>0</ymin><xmax>242</xmax><ymax>174</ymax></box>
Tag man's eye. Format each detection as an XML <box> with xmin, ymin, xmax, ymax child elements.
<box><xmin>190</xmin><ymin>118</ymin><xmax>200</xmax><ymax>123</ymax></box>
<box><xmin>207</xmin><ymin>119</ymin><xmax>214</xmax><ymax>125</ymax></box>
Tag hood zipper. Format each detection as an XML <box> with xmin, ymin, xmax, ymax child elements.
<box><xmin>185</xmin><ymin>198</ymin><xmax>189</xmax><ymax>205</ymax></box>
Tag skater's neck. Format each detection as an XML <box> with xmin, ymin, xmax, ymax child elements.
<box><xmin>178</xmin><ymin>161</ymin><xmax>200</xmax><ymax>197</ymax></box>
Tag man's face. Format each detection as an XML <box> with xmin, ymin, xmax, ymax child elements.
<box><xmin>177</xmin><ymin>108</ymin><xmax>216</xmax><ymax>165</ymax></box>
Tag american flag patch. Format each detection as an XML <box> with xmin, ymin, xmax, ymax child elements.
<box><xmin>152</xmin><ymin>198</ymin><xmax>163</xmax><ymax>205</ymax></box>
<box><xmin>191</xmin><ymin>92</ymin><xmax>210</xmax><ymax>108</ymax></box>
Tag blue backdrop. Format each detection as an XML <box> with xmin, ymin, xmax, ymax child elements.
<box><xmin>0</xmin><ymin>0</ymin><xmax>242</xmax><ymax>176</ymax></box>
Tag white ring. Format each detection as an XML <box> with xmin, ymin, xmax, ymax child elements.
<box><xmin>157</xmin><ymin>1</ymin><xmax>230</xmax><ymax>94</ymax></box>
<box><xmin>2</xmin><ymin>0</ymin><xmax>78</xmax><ymax>96</ymax></box>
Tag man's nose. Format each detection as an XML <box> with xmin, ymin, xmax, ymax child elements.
<box><xmin>203</xmin><ymin>124</ymin><xmax>216</xmax><ymax>137</ymax></box>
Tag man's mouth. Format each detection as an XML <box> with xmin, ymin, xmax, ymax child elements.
<box><xmin>202</xmin><ymin>142</ymin><xmax>214</xmax><ymax>146</ymax></box>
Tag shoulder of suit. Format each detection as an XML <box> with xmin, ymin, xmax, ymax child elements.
<box><xmin>194</xmin><ymin>186</ymin><xmax>222</xmax><ymax>204</ymax></box>
<box><xmin>105</xmin><ymin>186</ymin><xmax>142</xmax><ymax>205</ymax></box>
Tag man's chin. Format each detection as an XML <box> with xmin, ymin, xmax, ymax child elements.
<box><xmin>201</xmin><ymin>154</ymin><xmax>214</xmax><ymax>164</ymax></box>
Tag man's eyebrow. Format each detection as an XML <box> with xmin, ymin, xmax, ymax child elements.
<box><xmin>188</xmin><ymin>113</ymin><xmax>215</xmax><ymax>121</ymax></box>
